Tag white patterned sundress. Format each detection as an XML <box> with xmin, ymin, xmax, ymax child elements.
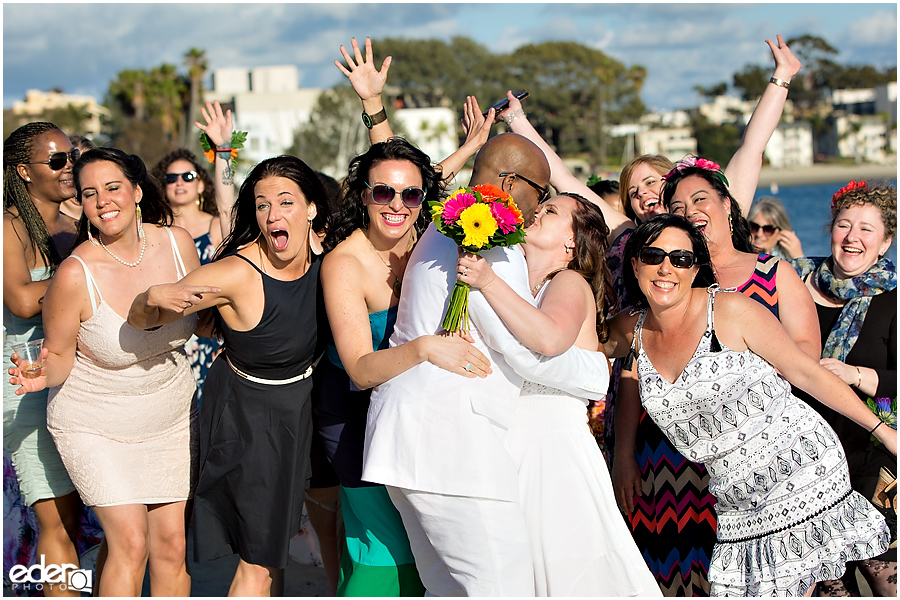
<box><xmin>634</xmin><ymin>288</ymin><xmax>889</xmax><ymax>596</ymax></box>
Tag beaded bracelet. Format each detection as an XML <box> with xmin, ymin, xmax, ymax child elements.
<box><xmin>504</xmin><ymin>109</ymin><xmax>526</xmax><ymax>125</ymax></box>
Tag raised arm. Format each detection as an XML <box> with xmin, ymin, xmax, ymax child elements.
<box><xmin>456</xmin><ymin>252</ymin><xmax>585</xmax><ymax>356</ymax></box>
<box><xmin>724</xmin><ymin>35</ymin><xmax>802</xmax><ymax>215</ymax></box>
<box><xmin>335</xmin><ymin>37</ymin><xmax>394</xmax><ymax>144</ymax></box>
<box><xmin>195</xmin><ymin>100</ymin><xmax>236</xmax><ymax>244</ymax></box>
<box><xmin>436</xmin><ymin>96</ymin><xmax>495</xmax><ymax>185</ymax></box>
<box><xmin>321</xmin><ymin>251</ymin><xmax>490</xmax><ymax>390</ymax></box>
<box><xmin>495</xmin><ymin>91</ymin><xmax>634</xmax><ymax>241</ymax></box>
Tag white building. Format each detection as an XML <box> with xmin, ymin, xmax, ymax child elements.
<box><xmin>392</xmin><ymin>107</ymin><xmax>459</xmax><ymax>169</ymax></box>
<box><xmin>204</xmin><ymin>66</ymin><xmax>321</xmax><ymax>171</ymax></box>
<box><xmin>834</xmin><ymin>114</ymin><xmax>893</xmax><ymax>164</ymax></box>
<box><xmin>763</xmin><ymin>122</ymin><xmax>814</xmax><ymax>168</ymax></box>
<box><xmin>637</xmin><ymin>127</ymin><xmax>697</xmax><ymax>161</ymax></box>
<box><xmin>12</xmin><ymin>89</ymin><xmax>109</xmax><ymax>138</ymax></box>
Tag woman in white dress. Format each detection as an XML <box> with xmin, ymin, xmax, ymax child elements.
<box><xmin>456</xmin><ymin>192</ymin><xmax>661</xmax><ymax>597</ymax></box>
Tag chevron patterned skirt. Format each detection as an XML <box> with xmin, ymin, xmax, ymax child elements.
<box><xmin>629</xmin><ymin>409</ymin><xmax>718</xmax><ymax>597</ymax></box>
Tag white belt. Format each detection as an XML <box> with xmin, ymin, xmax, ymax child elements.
<box><xmin>225</xmin><ymin>354</ymin><xmax>313</xmax><ymax>385</ymax></box>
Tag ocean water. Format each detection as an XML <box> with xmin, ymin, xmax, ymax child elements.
<box><xmin>752</xmin><ymin>179</ymin><xmax>898</xmax><ymax>265</ymax></box>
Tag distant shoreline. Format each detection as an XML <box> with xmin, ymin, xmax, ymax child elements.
<box><xmin>757</xmin><ymin>163</ymin><xmax>898</xmax><ymax>189</ymax></box>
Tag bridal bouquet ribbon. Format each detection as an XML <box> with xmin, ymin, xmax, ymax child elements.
<box><xmin>429</xmin><ymin>184</ymin><xmax>526</xmax><ymax>331</ymax></box>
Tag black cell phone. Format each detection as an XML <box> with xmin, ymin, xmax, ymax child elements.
<box><xmin>483</xmin><ymin>90</ymin><xmax>529</xmax><ymax>117</ymax></box>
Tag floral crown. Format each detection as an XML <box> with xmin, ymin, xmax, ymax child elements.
<box><xmin>832</xmin><ymin>180</ymin><xmax>867</xmax><ymax>209</ymax></box>
<box><xmin>663</xmin><ymin>156</ymin><xmax>729</xmax><ymax>187</ymax></box>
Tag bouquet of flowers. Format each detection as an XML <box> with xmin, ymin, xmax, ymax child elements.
<box><xmin>429</xmin><ymin>184</ymin><xmax>526</xmax><ymax>331</ymax></box>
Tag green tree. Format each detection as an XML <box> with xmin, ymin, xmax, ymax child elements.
<box><xmin>183</xmin><ymin>48</ymin><xmax>208</xmax><ymax>152</ymax></box>
<box><xmin>732</xmin><ymin>65</ymin><xmax>770</xmax><ymax>101</ymax></box>
<box><xmin>694</xmin><ymin>82</ymin><xmax>729</xmax><ymax>101</ymax></box>
<box><xmin>689</xmin><ymin>111</ymin><xmax>740</xmax><ymax>166</ymax></box>
<box><xmin>784</xmin><ymin>34</ymin><xmax>839</xmax><ymax>111</ymax></box>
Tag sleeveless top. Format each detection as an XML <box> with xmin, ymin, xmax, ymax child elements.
<box><xmin>222</xmin><ymin>253</ymin><xmax>321</xmax><ymax>379</ymax></box>
<box><xmin>737</xmin><ymin>254</ymin><xmax>779</xmax><ymax>318</ymax></box>
<box><xmin>3</xmin><ymin>267</ymin><xmax>52</xmax><ymax>403</ymax></box>
<box><xmin>325</xmin><ymin>305</ymin><xmax>398</xmax><ymax>371</ymax></box>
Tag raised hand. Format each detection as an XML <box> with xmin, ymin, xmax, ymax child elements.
<box><xmin>492</xmin><ymin>90</ymin><xmax>525</xmax><ymax>124</ymax></box>
<box><xmin>765</xmin><ymin>34</ymin><xmax>802</xmax><ymax>80</ymax></box>
<box><xmin>460</xmin><ymin>96</ymin><xmax>494</xmax><ymax>155</ymax></box>
<box><xmin>8</xmin><ymin>348</ymin><xmax>49</xmax><ymax>396</ymax></box>
<box><xmin>146</xmin><ymin>283</ymin><xmax>222</xmax><ymax>314</ymax></box>
<box><xmin>335</xmin><ymin>37</ymin><xmax>391</xmax><ymax>102</ymax></box>
<box><xmin>195</xmin><ymin>100</ymin><xmax>233</xmax><ymax>148</ymax></box>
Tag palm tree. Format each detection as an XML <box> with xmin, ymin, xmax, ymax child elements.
<box><xmin>184</xmin><ymin>48</ymin><xmax>208</xmax><ymax>151</ymax></box>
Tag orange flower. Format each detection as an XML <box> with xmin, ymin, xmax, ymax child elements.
<box><xmin>204</xmin><ymin>149</ymin><xmax>215</xmax><ymax>163</ymax></box>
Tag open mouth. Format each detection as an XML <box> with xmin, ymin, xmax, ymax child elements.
<box><xmin>652</xmin><ymin>280</ymin><xmax>676</xmax><ymax>290</ymax></box>
<box><xmin>99</xmin><ymin>210</ymin><xmax>120</xmax><ymax>221</ymax></box>
<box><xmin>270</xmin><ymin>229</ymin><xmax>289</xmax><ymax>251</ymax></box>
<box><xmin>841</xmin><ymin>245</ymin><xmax>863</xmax><ymax>255</ymax></box>
<box><xmin>641</xmin><ymin>198</ymin><xmax>660</xmax><ymax>212</ymax></box>
<box><xmin>691</xmin><ymin>219</ymin><xmax>709</xmax><ymax>232</ymax></box>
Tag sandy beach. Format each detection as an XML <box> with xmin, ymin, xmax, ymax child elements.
<box><xmin>757</xmin><ymin>162</ymin><xmax>898</xmax><ymax>187</ymax></box>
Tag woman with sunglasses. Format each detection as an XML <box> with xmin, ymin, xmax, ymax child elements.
<box><xmin>150</xmin><ymin>100</ymin><xmax>237</xmax><ymax>407</ymax></box>
<box><xmin>791</xmin><ymin>181</ymin><xmax>896</xmax><ymax>596</ymax></box>
<box><xmin>315</xmin><ymin>138</ymin><xmax>490</xmax><ymax>595</ymax></box>
<box><xmin>9</xmin><ymin>147</ymin><xmax>204</xmax><ymax>596</ymax></box>
<box><xmin>454</xmin><ymin>192</ymin><xmax>661</xmax><ymax>596</ymax></box>
<box><xmin>748</xmin><ymin>196</ymin><xmax>804</xmax><ymax>260</ymax></box>
<box><xmin>4</xmin><ymin>122</ymin><xmax>83</xmax><ymax>598</ymax></box>
<box><xmin>603</xmin><ymin>213</ymin><xmax>894</xmax><ymax>596</ymax></box>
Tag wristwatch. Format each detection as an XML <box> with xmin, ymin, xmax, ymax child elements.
<box><xmin>361</xmin><ymin>108</ymin><xmax>387</xmax><ymax>129</ymax></box>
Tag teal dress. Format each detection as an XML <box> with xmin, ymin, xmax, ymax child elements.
<box><xmin>313</xmin><ymin>306</ymin><xmax>425</xmax><ymax>596</ymax></box>
<box><xmin>3</xmin><ymin>267</ymin><xmax>76</xmax><ymax>504</ymax></box>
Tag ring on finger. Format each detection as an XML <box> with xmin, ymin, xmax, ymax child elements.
<box><xmin>464</xmin><ymin>363</ymin><xmax>474</xmax><ymax>372</ymax></box>
<box><xmin>462</xmin><ymin>267</ymin><xmax>469</xmax><ymax>276</ymax></box>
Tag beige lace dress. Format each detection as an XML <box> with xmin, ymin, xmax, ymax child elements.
<box><xmin>47</xmin><ymin>228</ymin><xmax>198</xmax><ymax>507</ymax></box>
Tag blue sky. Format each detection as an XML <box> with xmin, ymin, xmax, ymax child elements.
<box><xmin>3</xmin><ymin>3</ymin><xmax>897</xmax><ymax>112</ymax></box>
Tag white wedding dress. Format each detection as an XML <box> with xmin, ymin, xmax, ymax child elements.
<box><xmin>506</xmin><ymin>288</ymin><xmax>662</xmax><ymax>597</ymax></box>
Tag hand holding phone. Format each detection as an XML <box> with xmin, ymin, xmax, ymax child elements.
<box><xmin>483</xmin><ymin>90</ymin><xmax>529</xmax><ymax>117</ymax></box>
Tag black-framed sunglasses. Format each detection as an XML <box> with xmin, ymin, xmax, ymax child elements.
<box><xmin>749</xmin><ymin>222</ymin><xmax>780</xmax><ymax>236</ymax></box>
<box><xmin>499</xmin><ymin>172</ymin><xmax>550</xmax><ymax>203</ymax></box>
<box><xmin>165</xmin><ymin>171</ymin><xmax>198</xmax><ymax>184</ymax></box>
<box><xmin>27</xmin><ymin>149</ymin><xmax>80</xmax><ymax>171</ymax></box>
<box><xmin>639</xmin><ymin>247</ymin><xmax>697</xmax><ymax>269</ymax></box>
<box><xmin>365</xmin><ymin>182</ymin><xmax>427</xmax><ymax>208</ymax></box>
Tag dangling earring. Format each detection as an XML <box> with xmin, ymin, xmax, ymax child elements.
<box><xmin>728</xmin><ymin>213</ymin><xmax>733</xmax><ymax>234</ymax></box>
<box><xmin>136</xmin><ymin>204</ymin><xmax>144</xmax><ymax>239</ymax></box>
<box><xmin>87</xmin><ymin>222</ymin><xmax>98</xmax><ymax>246</ymax></box>
<box><xmin>565</xmin><ymin>246</ymin><xmax>571</xmax><ymax>254</ymax></box>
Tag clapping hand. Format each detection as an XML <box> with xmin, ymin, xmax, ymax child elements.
<box><xmin>8</xmin><ymin>348</ymin><xmax>49</xmax><ymax>396</ymax></box>
<box><xmin>195</xmin><ymin>100</ymin><xmax>233</xmax><ymax>148</ymax></box>
<box><xmin>765</xmin><ymin>34</ymin><xmax>802</xmax><ymax>81</ymax></box>
<box><xmin>335</xmin><ymin>37</ymin><xmax>391</xmax><ymax>101</ymax></box>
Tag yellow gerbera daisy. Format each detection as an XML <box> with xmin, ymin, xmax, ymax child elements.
<box><xmin>459</xmin><ymin>204</ymin><xmax>497</xmax><ymax>248</ymax></box>
<box><xmin>431</xmin><ymin>201</ymin><xmax>445</xmax><ymax>225</ymax></box>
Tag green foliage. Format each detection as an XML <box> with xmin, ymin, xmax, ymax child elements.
<box><xmin>689</xmin><ymin>111</ymin><xmax>740</xmax><ymax>166</ymax></box>
<box><xmin>732</xmin><ymin>65</ymin><xmax>769</xmax><ymax>101</ymax></box>
<box><xmin>694</xmin><ymin>82</ymin><xmax>729</xmax><ymax>100</ymax></box>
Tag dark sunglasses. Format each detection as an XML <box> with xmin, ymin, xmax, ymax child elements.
<box><xmin>749</xmin><ymin>222</ymin><xmax>779</xmax><ymax>236</ymax></box>
<box><xmin>28</xmin><ymin>149</ymin><xmax>80</xmax><ymax>171</ymax></box>
<box><xmin>499</xmin><ymin>172</ymin><xmax>550</xmax><ymax>203</ymax></box>
<box><xmin>639</xmin><ymin>247</ymin><xmax>697</xmax><ymax>269</ymax></box>
<box><xmin>365</xmin><ymin>182</ymin><xmax>427</xmax><ymax>208</ymax></box>
<box><xmin>165</xmin><ymin>171</ymin><xmax>198</xmax><ymax>184</ymax></box>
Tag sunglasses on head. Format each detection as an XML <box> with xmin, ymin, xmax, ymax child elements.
<box><xmin>365</xmin><ymin>182</ymin><xmax>426</xmax><ymax>208</ymax></box>
<box><xmin>28</xmin><ymin>149</ymin><xmax>80</xmax><ymax>171</ymax></box>
<box><xmin>165</xmin><ymin>171</ymin><xmax>198</xmax><ymax>184</ymax></box>
<box><xmin>749</xmin><ymin>222</ymin><xmax>779</xmax><ymax>236</ymax></box>
<box><xmin>499</xmin><ymin>172</ymin><xmax>550</xmax><ymax>203</ymax></box>
<box><xmin>639</xmin><ymin>247</ymin><xmax>697</xmax><ymax>269</ymax></box>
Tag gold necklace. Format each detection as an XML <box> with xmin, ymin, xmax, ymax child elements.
<box><xmin>367</xmin><ymin>233</ymin><xmax>413</xmax><ymax>299</ymax></box>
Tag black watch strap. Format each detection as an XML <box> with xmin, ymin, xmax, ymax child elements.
<box><xmin>362</xmin><ymin>108</ymin><xmax>387</xmax><ymax>129</ymax></box>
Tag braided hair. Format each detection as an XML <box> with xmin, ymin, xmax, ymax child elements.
<box><xmin>3</xmin><ymin>122</ymin><xmax>66</xmax><ymax>270</ymax></box>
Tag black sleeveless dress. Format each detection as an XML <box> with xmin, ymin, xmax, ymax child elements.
<box><xmin>192</xmin><ymin>253</ymin><xmax>323</xmax><ymax>569</ymax></box>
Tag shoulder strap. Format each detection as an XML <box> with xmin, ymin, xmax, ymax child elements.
<box><xmin>707</xmin><ymin>286</ymin><xmax>722</xmax><ymax>352</ymax></box>
<box><xmin>623</xmin><ymin>310</ymin><xmax>647</xmax><ymax>371</ymax></box>
<box><xmin>165</xmin><ymin>227</ymin><xmax>188</xmax><ymax>279</ymax></box>
<box><xmin>232</xmin><ymin>252</ymin><xmax>266</xmax><ymax>276</ymax></box>
<box><xmin>70</xmin><ymin>255</ymin><xmax>102</xmax><ymax>308</ymax></box>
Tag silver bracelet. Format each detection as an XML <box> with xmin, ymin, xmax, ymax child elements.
<box><xmin>504</xmin><ymin>109</ymin><xmax>526</xmax><ymax>125</ymax></box>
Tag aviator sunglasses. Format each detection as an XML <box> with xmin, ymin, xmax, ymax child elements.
<box><xmin>165</xmin><ymin>171</ymin><xmax>199</xmax><ymax>184</ymax></box>
<box><xmin>365</xmin><ymin>182</ymin><xmax>427</xmax><ymax>208</ymax></box>
<box><xmin>27</xmin><ymin>149</ymin><xmax>80</xmax><ymax>171</ymax></box>
<box><xmin>749</xmin><ymin>222</ymin><xmax>779</xmax><ymax>236</ymax></box>
<box><xmin>639</xmin><ymin>247</ymin><xmax>697</xmax><ymax>269</ymax></box>
<box><xmin>499</xmin><ymin>172</ymin><xmax>550</xmax><ymax>204</ymax></box>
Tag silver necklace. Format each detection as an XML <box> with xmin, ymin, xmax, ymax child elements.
<box><xmin>99</xmin><ymin>235</ymin><xmax>146</xmax><ymax>267</ymax></box>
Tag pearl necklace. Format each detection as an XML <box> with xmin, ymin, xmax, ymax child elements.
<box><xmin>99</xmin><ymin>234</ymin><xmax>146</xmax><ymax>267</ymax></box>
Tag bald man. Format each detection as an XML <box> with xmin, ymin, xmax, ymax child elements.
<box><xmin>362</xmin><ymin>133</ymin><xmax>610</xmax><ymax>595</ymax></box>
